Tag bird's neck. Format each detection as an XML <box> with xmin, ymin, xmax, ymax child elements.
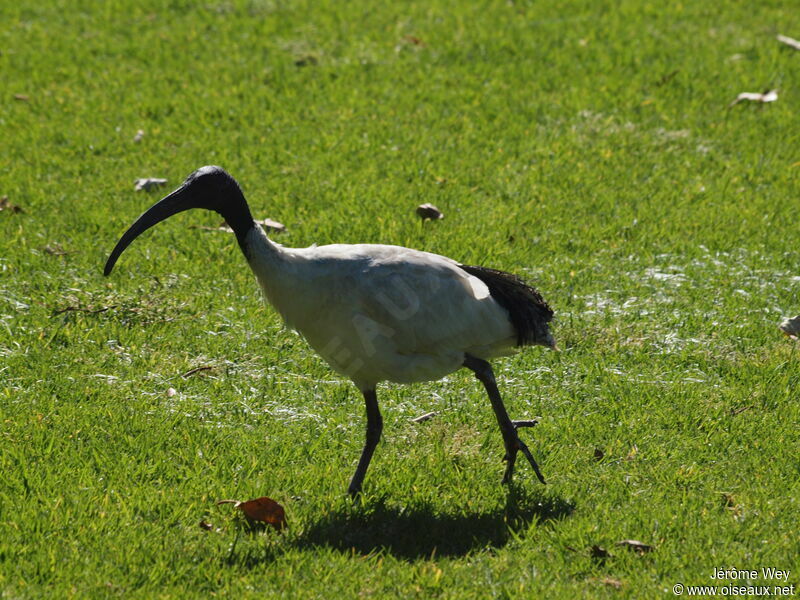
<box><xmin>241</xmin><ymin>224</ymin><xmax>290</xmax><ymax>277</ymax></box>
<box><xmin>212</xmin><ymin>186</ymin><xmax>256</xmax><ymax>256</ymax></box>
<box><xmin>241</xmin><ymin>225</ymin><xmax>301</xmax><ymax>322</ymax></box>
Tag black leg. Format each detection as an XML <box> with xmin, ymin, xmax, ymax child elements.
<box><xmin>347</xmin><ymin>388</ymin><xmax>383</xmax><ymax>497</ymax></box>
<box><xmin>463</xmin><ymin>354</ymin><xmax>546</xmax><ymax>484</ymax></box>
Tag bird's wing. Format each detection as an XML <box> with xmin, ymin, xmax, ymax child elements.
<box><xmin>261</xmin><ymin>243</ymin><xmax>518</xmax><ymax>387</ymax></box>
<box><xmin>346</xmin><ymin>245</ymin><xmax>516</xmax><ymax>356</ymax></box>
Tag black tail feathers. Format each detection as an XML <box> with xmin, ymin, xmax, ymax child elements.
<box><xmin>458</xmin><ymin>264</ymin><xmax>553</xmax><ymax>346</ymax></box>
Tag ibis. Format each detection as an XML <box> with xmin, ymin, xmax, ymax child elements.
<box><xmin>105</xmin><ymin>166</ymin><xmax>556</xmax><ymax>496</ymax></box>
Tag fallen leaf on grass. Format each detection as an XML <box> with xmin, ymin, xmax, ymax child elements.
<box><xmin>13</xmin><ymin>94</ymin><xmax>30</xmax><ymax>102</ymax></box>
<box><xmin>728</xmin><ymin>90</ymin><xmax>778</xmax><ymax>108</ymax></box>
<box><xmin>52</xmin><ymin>304</ymin><xmax>117</xmax><ymax>316</ymax></box>
<box><xmin>599</xmin><ymin>577</ymin><xmax>623</xmax><ymax>589</ymax></box>
<box><xmin>43</xmin><ymin>244</ymin><xmax>70</xmax><ymax>256</ymax></box>
<box><xmin>199</xmin><ymin>520</ymin><xmax>214</xmax><ymax>531</ymax></box>
<box><xmin>238</xmin><ymin>498</ymin><xmax>286</xmax><ymax>529</ymax></box>
<box><xmin>193</xmin><ymin>218</ymin><xmax>286</xmax><ymax>234</ymax></box>
<box><xmin>134</xmin><ymin>178</ymin><xmax>168</xmax><ymax>191</ymax></box>
<box><xmin>294</xmin><ymin>55</ymin><xmax>318</xmax><ymax>67</ymax></box>
<box><xmin>723</xmin><ymin>496</ymin><xmax>744</xmax><ymax>519</ymax></box>
<box><xmin>615</xmin><ymin>539</ymin><xmax>654</xmax><ymax>554</ymax></box>
<box><xmin>625</xmin><ymin>444</ymin><xmax>638</xmax><ymax>460</ymax></box>
<box><xmin>409</xmin><ymin>411</ymin><xmax>438</xmax><ymax>423</ymax></box>
<box><xmin>395</xmin><ymin>36</ymin><xmax>426</xmax><ymax>53</ymax></box>
<box><xmin>593</xmin><ymin>448</ymin><xmax>605</xmax><ymax>461</ymax></box>
<box><xmin>720</xmin><ymin>492</ymin><xmax>744</xmax><ymax>518</ymax></box>
<box><xmin>217</xmin><ymin>497</ymin><xmax>286</xmax><ymax>531</ymax></box>
<box><xmin>181</xmin><ymin>366</ymin><xmax>214</xmax><ymax>378</ymax></box>
<box><xmin>255</xmin><ymin>218</ymin><xmax>286</xmax><ymax>233</ymax></box>
<box><xmin>0</xmin><ymin>197</ymin><xmax>24</xmax><ymax>213</ymax></box>
<box><xmin>226</xmin><ymin>218</ymin><xmax>285</xmax><ymax>232</ymax></box>
<box><xmin>416</xmin><ymin>203</ymin><xmax>443</xmax><ymax>220</ymax></box>
<box><xmin>655</xmin><ymin>69</ymin><xmax>679</xmax><ymax>87</ymax></box>
<box><xmin>777</xmin><ymin>34</ymin><xmax>800</xmax><ymax>51</ymax></box>
<box><xmin>189</xmin><ymin>224</ymin><xmax>233</xmax><ymax>233</ymax></box>
<box><xmin>778</xmin><ymin>315</ymin><xmax>800</xmax><ymax>339</ymax></box>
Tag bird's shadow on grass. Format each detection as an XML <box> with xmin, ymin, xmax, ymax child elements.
<box><xmin>295</xmin><ymin>486</ymin><xmax>575</xmax><ymax>560</ymax></box>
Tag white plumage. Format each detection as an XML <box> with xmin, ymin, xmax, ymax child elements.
<box><xmin>246</xmin><ymin>227</ymin><xmax>518</xmax><ymax>390</ymax></box>
<box><xmin>105</xmin><ymin>166</ymin><xmax>556</xmax><ymax>495</ymax></box>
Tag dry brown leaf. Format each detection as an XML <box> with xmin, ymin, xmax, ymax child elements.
<box><xmin>13</xmin><ymin>94</ymin><xmax>30</xmax><ymax>102</ymax></box>
<box><xmin>134</xmin><ymin>178</ymin><xmax>168</xmax><ymax>191</ymax></box>
<box><xmin>43</xmin><ymin>244</ymin><xmax>70</xmax><ymax>256</ymax></box>
<box><xmin>779</xmin><ymin>315</ymin><xmax>800</xmax><ymax>339</ymax></box>
<box><xmin>728</xmin><ymin>90</ymin><xmax>778</xmax><ymax>107</ymax></box>
<box><xmin>600</xmin><ymin>577</ymin><xmax>623</xmax><ymax>589</ymax></box>
<box><xmin>189</xmin><ymin>224</ymin><xmax>231</xmax><ymax>233</ymax></box>
<box><xmin>777</xmin><ymin>34</ymin><xmax>800</xmax><ymax>50</ymax></box>
<box><xmin>181</xmin><ymin>366</ymin><xmax>214</xmax><ymax>378</ymax></box>
<box><xmin>217</xmin><ymin>497</ymin><xmax>286</xmax><ymax>531</ymax></box>
<box><xmin>213</xmin><ymin>218</ymin><xmax>286</xmax><ymax>234</ymax></box>
<box><xmin>409</xmin><ymin>411</ymin><xmax>438</xmax><ymax>423</ymax></box>
<box><xmin>238</xmin><ymin>497</ymin><xmax>286</xmax><ymax>529</ymax></box>
<box><xmin>52</xmin><ymin>304</ymin><xmax>116</xmax><ymax>316</ymax></box>
<box><xmin>404</xmin><ymin>35</ymin><xmax>425</xmax><ymax>46</ymax></box>
<box><xmin>615</xmin><ymin>539</ymin><xmax>654</xmax><ymax>554</ymax></box>
<box><xmin>416</xmin><ymin>203</ymin><xmax>443</xmax><ymax>220</ymax></box>
<box><xmin>720</xmin><ymin>492</ymin><xmax>744</xmax><ymax>518</ymax></box>
<box><xmin>0</xmin><ymin>197</ymin><xmax>24</xmax><ymax>213</ymax></box>
<box><xmin>294</xmin><ymin>55</ymin><xmax>318</xmax><ymax>67</ymax></box>
<box><xmin>257</xmin><ymin>218</ymin><xmax>286</xmax><ymax>233</ymax></box>
<box><xmin>625</xmin><ymin>444</ymin><xmax>638</xmax><ymax>460</ymax></box>
<box><xmin>655</xmin><ymin>69</ymin><xmax>679</xmax><ymax>87</ymax></box>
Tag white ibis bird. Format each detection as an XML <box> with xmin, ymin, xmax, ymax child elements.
<box><xmin>105</xmin><ymin>166</ymin><xmax>556</xmax><ymax>496</ymax></box>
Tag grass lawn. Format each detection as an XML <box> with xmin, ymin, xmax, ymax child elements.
<box><xmin>2</xmin><ymin>0</ymin><xmax>799</xmax><ymax>597</ymax></box>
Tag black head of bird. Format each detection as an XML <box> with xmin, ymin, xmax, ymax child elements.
<box><xmin>104</xmin><ymin>166</ymin><xmax>252</xmax><ymax>276</ymax></box>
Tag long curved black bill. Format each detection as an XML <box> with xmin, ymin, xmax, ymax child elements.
<box><xmin>104</xmin><ymin>186</ymin><xmax>191</xmax><ymax>276</ymax></box>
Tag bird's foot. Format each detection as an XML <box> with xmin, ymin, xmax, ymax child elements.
<box><xmin>501</xmin><ymin>422</ymin><xmax>546</xmax><ymax>485</ymax></box>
